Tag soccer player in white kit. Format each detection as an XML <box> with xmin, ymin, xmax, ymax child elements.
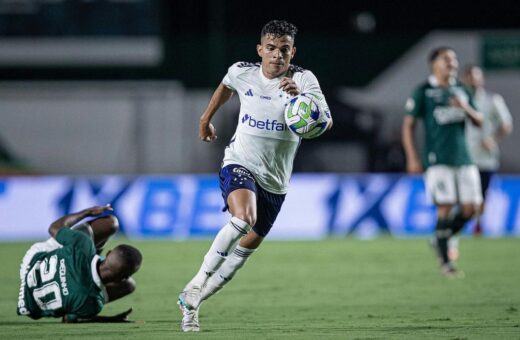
<box><xmin>463</xmin><ymin>65</ymin><xmax>513</xmax><ymax>234</ymax></box>
<box><xmin>177</xmin><ymin>20</ymin><xmax>332</xmax><ymax>332</ymax></box>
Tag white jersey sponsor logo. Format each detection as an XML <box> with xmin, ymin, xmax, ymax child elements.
<box><xmin>221</xmin><ymin>62</ymin><xmax>330</xmax><ymax>194</ymax></box>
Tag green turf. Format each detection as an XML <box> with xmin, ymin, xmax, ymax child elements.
<box><xmin>1</xmin><ymin>238</ymin><xmax>519</xmax><ymax>339</ymax></box>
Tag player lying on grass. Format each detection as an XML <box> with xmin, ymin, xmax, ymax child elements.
<box><xmin>17</xmin><ymin>204</ymin><xmax>142</xmax><ymax>322</ymax></box>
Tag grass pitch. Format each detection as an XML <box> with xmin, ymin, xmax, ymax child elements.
<box><xmin>1</xmin><ymin>238</ymin><xmax>519</xmax><ymax>339</ymax></box>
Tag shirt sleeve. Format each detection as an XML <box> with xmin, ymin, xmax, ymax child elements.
<box><xmin>55</xmin><ymin>228</ymin><xmax>95</xmax><ymax>255</ymax></box>
<box><xmin>405</xmin><ymin>87</ymin><xmax>424</xmax><ymax>117</ymax></box>
<box><xmin>222</xmin><ymin>62</ymin><xmax>240</xmax><ymax>91</ymax></box>
<box><xmin>492</xmin><ymin>93</ymin><xmax>513</xmax><ymax>126</ymax></box>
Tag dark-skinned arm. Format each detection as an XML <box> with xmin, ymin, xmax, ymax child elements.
<box><xmin>48</xmin><ymin>205</ymin><xmax>113</xmax><ymax>239</ymax></box>
<box><xmin>62</xmin><ymin>308</ymin><xmax>134</xmax><ymax>323</ymax></box>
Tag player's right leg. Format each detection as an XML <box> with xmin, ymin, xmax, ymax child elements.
<box><xmin>72</xmin><ymin>214</ymin><xmax>119</xmax><ymax>254</ymax></box>
<box><xmin>425</xmin><ymin>166</ymin><xmax>459</xmax><ymax>275</ymax></box>
<box><xmin>474</xmin><ymin>170</ymin><xmax>492</xmax><ymax>235</ymax></box>
<box><xmin>178</xmin><ymin>165</ymin><xmax>257</xmax><ymax>331</ymax></box>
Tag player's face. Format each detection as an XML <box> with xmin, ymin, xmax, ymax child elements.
<box><xmin>433</xmin><ymin>50</ymin><xmax>458</xmax><ymax>80</ymax></box>
<box><xmin>465</xmin><ymin>67</ymin><xmax>484</xmax><ymax>88</ymax></box>
<box><xmin>257</xmin><ymin>34</ymin><xmax>296</xmax><ymax>79</ymax></box>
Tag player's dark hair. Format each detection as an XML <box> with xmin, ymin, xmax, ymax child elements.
<box><xmin>261</xmin><ymin>20</ymin><xmax>298</xmax><ymax>40</ymax></box>
<box><xmin>114</xmin><ymin>244</ymin><xmax>142</xmax><ymax>273</ymax></box>
<box><xmin>429</xmin><ymin>46</ymin><xmax>455</xmax><ymax>64</ymax></box>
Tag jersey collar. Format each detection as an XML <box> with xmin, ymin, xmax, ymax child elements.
<box><xmin>91</xmin><ymin>254</ymin><xmax>104</xmax><ymax>289</ymax></box>
<box><xmin>259</xmin><ymin>66</ymin><xmax>284</xmax><ymax>84</ymax></box>
<box><xmin>428</xmin><ymin>75</ymin><xmax>456</xmax><ymax>87</ymax></box>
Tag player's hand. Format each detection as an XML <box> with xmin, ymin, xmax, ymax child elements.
<box><xmin>86</xmin><ymin>204</ymin><xmax>113</xmax><ymax>216</ymax></box>
<box><xmin>279</xmin><ymin>77</ymin><xmax>300</xmax><ymax>96</ymax></box>
<box><xmin>326</xmin><ymin>118</ymin><xmax>334</xmax><ymax>130</ymax></box>
<box><xmin>199</xmin><ymin>119</ymin><xmax>217</xmax><ymax>143</ymax></box>
<box><xmin>449</xmin><ymin>96</ymin><xmax>468</xmax><ymax>110</ymax></box>
<box><xmin>481</xmin><ymin>136</ymin><xmax>497</xmax><ymax>152</ymax></box>
<box><xmin>406</xmin><ymin>158</ymin><xmax>423</xmax><ymax>174</ymax></box>
<box><xmin>110</xmin><ymin>307</ymin><xmax>133</xmax><ymax>322</ymax></box>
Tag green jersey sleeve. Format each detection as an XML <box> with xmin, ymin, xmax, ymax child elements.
<box><xmin>405</xmin><ymin>87</ymin><xmax>425</xmax><ymax>117</ymax></box>
<box><xmin>55</xmin><ymin>228</ymin><xmax>95</xmax><ymax>255</ymax></box>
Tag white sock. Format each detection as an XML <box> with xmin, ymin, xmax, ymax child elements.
<box><xmin>199</xmin><ymin>245</ymin><xmax>255</xmax><ymax>302</ymax></box>
<box><xmin>186</xmin><ymin>217</ymin><xmax>251</xmax><ymax>289</ymax></box>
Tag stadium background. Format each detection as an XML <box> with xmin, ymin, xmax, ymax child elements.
<box><xmin>0</xmin><ymin>0</ymin><xmax>519</xmax><ymax>240</ymax></box>
<box><xmin>1</xmin><ymin>1</ymin><xmax>520</xmax><ymax>338</ymax></box>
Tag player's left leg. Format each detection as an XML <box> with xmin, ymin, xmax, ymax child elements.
<box><xmin>199</xmin><ymin>186</ymin><xmax>285</xmax><ymax>304</ymax></box>
<box><xmin>425</xmin><ymin>166</ymin><xmax>457</xmax><ymax>271</ymax></box>
<box><xmin>452</xmin><ymin>165</ymin><xmax>482</xmax><ymax>235</ymax></box>
<box><xmin>89</xmin><ymin>215</ymin><xmax>119</xmax><ymax>253</ymax></box>
<box><xmin>474</xmin><ymin>170</ymin><xmax>493</xmax><ymax>235</ymax></box>
<box><xmin>444</xmin><ymin>166</ymin><xmax>482</xmax><ymax>267</ymax></box>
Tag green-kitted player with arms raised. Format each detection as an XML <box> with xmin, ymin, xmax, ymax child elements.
<box><xmin>17</xmin><ymin>204</ymin><xmax>142</xmax><ymax>322</ymax></box>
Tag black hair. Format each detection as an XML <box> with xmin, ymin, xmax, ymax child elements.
<box><xmin>428</xmin><ymin>46</ymin><xmax>455</xmax><ymax>64</ymax></box>
<box><xmin>114</xmin><ymin>244</ymin><xmax>142</xmax><ymax>274</ymax></box>
<box><xmin>261</xmin><ymin>20</ymin><xmax>298</xmax><ymax>40</ymax></box>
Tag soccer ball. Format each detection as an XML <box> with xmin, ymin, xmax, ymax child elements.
<box><xmin>284</xmin><ymin>93</ymin><xmax>330</xmax><ymax>139</ymax></box>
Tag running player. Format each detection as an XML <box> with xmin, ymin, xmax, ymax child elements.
<box><xmin>17</xmin><ymin>205</ymin><xmax>142</xmax><ymax>322</ymax></box>
<box><xmin>177</xmin><ymin>19</ymin><xmax>332</xmax><ymax>331</ymax></box>
<box><xmin>463</xmin><ymin>64</ymin><xmax>513</xmax><ymax>235</ymax></box>
<box><xmin>402</xmin><ymin>47</ymin><xmax>483</xmax><ymax>277</ymax></box>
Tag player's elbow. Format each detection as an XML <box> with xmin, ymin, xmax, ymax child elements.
<box><xmin>48</xmin><ymin>224</ymin><xmax>58</xmax><ymax>238</ymax></box>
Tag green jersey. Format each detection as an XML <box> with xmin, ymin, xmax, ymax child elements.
<box><xmin>405</xmin><ymin>76</ymin><xmax>476</xmax><ymax>168</ymax></box>
<box><xmin>18</xmin><ymin>228</ymin><xmax>105</xmax><ymax>320</ymax></box>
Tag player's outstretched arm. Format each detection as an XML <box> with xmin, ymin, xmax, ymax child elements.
<box><xmin>402</xmin><ymin>115</ymin><xmax>423</xmax><ymax>174</ymax></box>
<box><xmin>62</xmin><ymin>307</ymin><xmax>134</xmax><ymax>323</ymax></box>
<box><xmin>199</xmin><ymin>83</ymin><xmax>234</xmax><ymax>142</ymax></box>
<box><xmin>49</xmin><ymin>204</ymin><xmax>113</xmax><ymax>238</ymax></box>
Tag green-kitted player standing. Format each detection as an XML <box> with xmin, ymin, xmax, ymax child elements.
<box><xmin>17</xmin><ymin>205</ymin><xmax>142</xmax><ymax>322</ymax></box>
<box><xmin>402</xmin><ymin>47</ymin><xmax>483</xmax><ymax>277</ymax></box>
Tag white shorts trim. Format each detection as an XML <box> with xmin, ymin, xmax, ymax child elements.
<box><xmin>425</xmin><ymin>165</ymin><xmax>483</xmax><ymax>205</ymax></box>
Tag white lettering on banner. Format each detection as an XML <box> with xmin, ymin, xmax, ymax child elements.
<box><xmin>0</xmin><ymin>175</ymin><xmax>519</xmax><ymax>239</ymax></box>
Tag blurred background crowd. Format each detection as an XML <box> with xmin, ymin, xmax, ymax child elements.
<box><xmin>0</xmin><ymin>0</ymin><xmax>518</xmax><ymax>175</ymax></box>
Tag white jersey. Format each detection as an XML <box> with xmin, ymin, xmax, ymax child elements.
<box><xmin>466</xmin><ymin>89</ymin><xmax>512</xmax><ymax>170</ymax></box>
<box><xmin>221</xmin><ymin>61</ymin><xmax>330</xmax><ymax>194</ymax></box>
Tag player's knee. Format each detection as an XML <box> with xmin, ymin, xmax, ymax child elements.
<box><xmin>461</xmin><ymin>205</ymin><xmax>478</xmax><ymax>219</ymax></box>
<box><xmin>105</xmin><ymin>215</ymin><xmax>119</xmax><ymax>234</ymax></box>
<box><xmin>234</xmin><ymin>213</ymin><xmax>256</xmax><ymax>227</ymax></box>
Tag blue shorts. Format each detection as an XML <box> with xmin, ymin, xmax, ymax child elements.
<box><xmin>219</xmin><ymin>164</ymin><xmax>286</xmax><ymax>237</ymax></box>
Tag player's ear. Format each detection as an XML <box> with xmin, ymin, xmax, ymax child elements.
<box><xmin>256</xmin><ymin>43</ymin><xmax>263</xmax><ymax>57</ymax></box>
<box><xmin>291</xmin><ymin>46</ymin><xmax>296</xmax><ymax>59</ymax></box>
